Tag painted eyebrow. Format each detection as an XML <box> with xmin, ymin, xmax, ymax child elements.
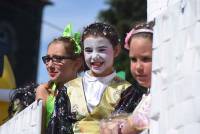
<box><xmin>98</xmin><ymin>46</ymin><xmax>108</xmax><ymax>49</ymax></box>
<box><xmin>84</xmin><ymin>47</ymin><xmax>92</xmax><ymax>52</ymax></box>
<box><xmin>84</xmin><ymin>45</ymin><xmax>108</xmax><ymax>49</ymax></box>
<box><xmin>84</xmin><ymin>47</ymin><xmax>92</xmax><ymax>49</ymax></box>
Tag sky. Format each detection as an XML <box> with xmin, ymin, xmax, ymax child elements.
<box><xmin>37</xmin><ymin>0</ymin><xmax>107</xmax><ymax>83</ymax></box>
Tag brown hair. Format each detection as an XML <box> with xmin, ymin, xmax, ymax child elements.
<box><xmin>128</xmin><ymin>21</ymin><xmax>154</xmax><ymax>45</ymax></box>
<box><xmin>48</xmin><ymin>36</ymin><xmax>82</xmax><ymax>59</ymax></box>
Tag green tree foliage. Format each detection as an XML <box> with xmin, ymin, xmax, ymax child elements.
<box><xmin>98</xmin><ymin>0</ymin><xmax>147</xmax><ymax>83</ymax></box>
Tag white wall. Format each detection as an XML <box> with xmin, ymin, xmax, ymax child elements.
<box><xmin>0</xmin><ymin>100</ymin><xmax>43</xmax><ymax>134</ymax></box>
<box><xmin>148</xmin><ymin>0</ymin><xmax>200</xmax><ymax>133</ymax></box>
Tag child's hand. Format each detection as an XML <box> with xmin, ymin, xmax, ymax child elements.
<box><xmin>100</xmin><ymin>117</ymin><xmax>127</xmax><ymax>134</ymax></box>
<box><xmin>35</xmin><ymin>83</ymin><xmax>49</xmax><ymax>106</ymax></box>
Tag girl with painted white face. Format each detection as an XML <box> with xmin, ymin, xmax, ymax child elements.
<box><xmin>84</xmin><ymin>36</ymin><xmax>118</xmax><ymax>77</ymax></box>
<box><xmin>65</xmin><ymin>22</ymin><xmax>130</xmax><ymax>134</ymax></box>
<box><xmin>83</xmin><ymin>24</ymin><xmax>121</xmax><ymax>77</ymax></box>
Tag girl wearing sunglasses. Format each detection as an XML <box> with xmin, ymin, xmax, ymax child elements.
<box><xmin>36</xmin><ymin>25</ymin><xmax>83</xmax><ymax>132</ymax></box>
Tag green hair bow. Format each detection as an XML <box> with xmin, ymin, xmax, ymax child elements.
<box><xmin>63</xmin><ymin>24</ymin><xmax>81</xmax><ymax>54</ymax></box>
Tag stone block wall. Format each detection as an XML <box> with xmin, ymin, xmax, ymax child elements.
<box><xmin>148</xmin><ymin>0</ymin><xmax>200</xmax><ymax>133</ymax></box>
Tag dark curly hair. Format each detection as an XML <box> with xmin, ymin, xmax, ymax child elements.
<box><xmin>82</xmin><ymin>22</ymin><xmax>120</xmax><ymax>47</ymax></box>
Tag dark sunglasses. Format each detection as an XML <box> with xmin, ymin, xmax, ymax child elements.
<box><xmin>42</xmin><ymin>55</ymin><xmax>73</xmax><ymax>64</ymax></box>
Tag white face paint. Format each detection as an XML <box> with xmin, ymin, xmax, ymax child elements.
<box><xmin>84</xmin><ymin>36</ymin><xmax>115</xmax><ymax>77</ymax></box>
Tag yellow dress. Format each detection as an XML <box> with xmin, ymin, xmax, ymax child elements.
<box><xmin>66</xmin><ymin>77</ymin><xmax>130</xmax><ymax>134</ymax></box>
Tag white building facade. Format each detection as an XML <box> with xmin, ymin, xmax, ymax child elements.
<box><xmin>148</xmin><ymin>0</ymin><xmax>200</xmax><ymax>133</ymax></box>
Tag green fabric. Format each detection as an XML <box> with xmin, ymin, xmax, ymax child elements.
<box><xmin>63</xmin><ymin>24</ymin><xmax>81</xmax><ymax>54</ymax></box>
<box><xmin>46</xmin><ymin>94</ymin><xmax>55</xmax><ymax>127</ymax></box>
<box><xmin>117</xmin><ymin>71</ymin><xmax>126</xmax><ymax>80</ymax></box>
<box><xmin>51</xmin><ymin>82</ymin><xmax>57</xmax><ymax>92</ymax></box>
<box><xmin>45</xmin><ymin>82</ymin><xmax>56</xmax><ymax>127</ymax></box>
